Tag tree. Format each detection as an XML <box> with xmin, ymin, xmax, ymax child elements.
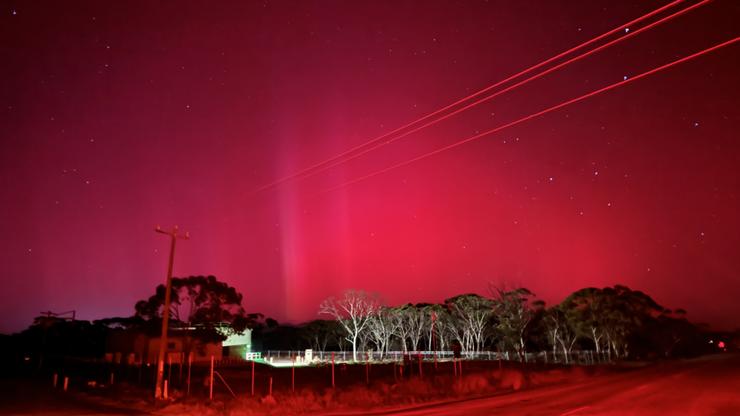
<box><xmin>425</xmin><ymin>304</ymin><xmax>446</xmax><ymax>351</ymax></box>
<box><xmin>562</xmin><ymin>285</ymin><xmax>664</xmax><ymax>359</ymax></box>
<box><xmin>135</xmin><ymin>275</ymin><xmax>252</xmax><ymax>344</ymax></box>
<box><xmin>394</xmin><ymin>304</ymin><xmax>428</xmax><ymax>352</ymax></box>
<box><xmin>599</xmin><ymin>285</ymin><xmax>664</xmax><ymax>358</ymax></box>
<box><xmin>319</xmin><ymin>290</ymin><xmax>379</xmax><ymax>361</ymax></box>
<box><xmin>544</xmin><ymin>306</ymin><xmax>579</xmax><ymax>363</ymax></box>
<box><xmin>562</xmin><ymin>287</ymin><xmax>607</xmax><ymax>355</ymax></box>
<box><xmin>491</xmin><ymin>286</ymin><xmax>543</xmax><ymax>359</ymax></box>
<box><xmin>299</xmin><ymin>319</ymin><xmax>340</xmax><ymax>352</ymax></box>
<box><xmin>366</xmin><ymin>307</ymin><xmax>398</xmax><ymax>359</ymax></box>
<box><xmin>390</xmin><ymin>305</ymin><xmax>412</xmax><ymax>352</ymax></box>
<box><xmin>445</xmin><ymin>293</ymin><xmax>493</xmax><ymax>354</ymax></box>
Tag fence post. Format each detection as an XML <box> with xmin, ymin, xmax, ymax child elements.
<box><xmin>164</xmin><ymin>379</ymin><xmax>168</xmax><ymax>400</ymax></box>
<box><xmin>179</xmin><ymin>352</ymin><xmax>184</xmax><ymax>384</ymax></box>
<box><xmin>186</xmin><ymin>353</ymin><xmax>192</xmax><ymax>396</ymax></box>
<box><xmin>365</xmin><ymin>352</ymin><xmax>370</xmax><ymax>385</ymax></box>
<box><xmin>63</xmin><ymin>376</ymin><xmax>69</xmax><ymax>392</ymax></box>
<box><xmin>292</xmin><ymin>357</ymin><xmax>295</xmax><ymax>393</ymax></box>
<box><xmin>251</xmin><ymin>359</ymin><xmax>255</xmax><ymax>397</ymax></box>
<box><xmin>331</xmin><ymin>352</ymin><xmax>335</xmax><ymax>388</ymax></box>
<box><xmin>209</xmin><ymin>356</ymin><xmax>214</xmax><ymax>400</ymax></box>
<box><xmin>269</xmin><ymin>376</ymin><xmax>273</xmax><ymax>397</ymax></box>
<box><xmin>417</xmin><ymin>353</ymin><xmax>422</xmax><ymax>377</ymax></box>
<box><xmin>53</xmin><ymin>373</ymin><xmax>58</xmax><ymax>388</ymax></box>
<box><xmin>453</xmin><ymin>358</ymin><xmax>457</xmax><ymax>377</ymax></box>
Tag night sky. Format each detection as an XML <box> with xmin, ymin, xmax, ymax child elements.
<box><xmin>1</xmin><ymin>1</ymin><xmax>738</xmax><ymax>334</ymax></box>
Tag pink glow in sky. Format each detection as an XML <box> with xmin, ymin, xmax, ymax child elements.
<box><xmin>1</xmin><ymin>1</ymin><xmax>738</xmax><ymax>333</ymax></box>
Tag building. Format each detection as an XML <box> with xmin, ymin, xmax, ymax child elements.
<box><xmin>105</xmin><ymin>327</ymin><xmax>252</xmax><ymax>364</ymax></box>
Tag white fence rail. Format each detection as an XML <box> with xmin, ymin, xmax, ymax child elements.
<box><xmin>261</xmin><ymin>349</ymin><xmax>610</xmax><ymax>365</ymax></box>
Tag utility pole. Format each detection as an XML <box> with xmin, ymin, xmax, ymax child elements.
<box><xmin>154</xmin><ymin>225</ymin><xmax>189</xmax><ymax>400</ymax></box>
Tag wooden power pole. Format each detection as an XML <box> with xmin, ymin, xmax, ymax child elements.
<box><xmin>154</xmin><ymin>225</ymin><xmax>189</xmax><ymax>400</ymax></box>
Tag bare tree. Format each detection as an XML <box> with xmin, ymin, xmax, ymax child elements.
<box><xmin>424</xmin><ymin>304</ymin><xmax>444</xmax><ymax>351</ymax></box>
<box><xmin>390</xmin><ymin>305</ymin><xmax>411</xmax><ymax>352</ymax></box>
<box><xmin>405</xmin><ymin>304</ymin><xmax>428</xmax><ymax>352</ymax></box>
<box><xmin>431</xmin><ymin>307</ymin><xmax>453</xmax><ymax>351</ymax></box>
<box><xmin>366</xmin><ymin>307</ymin><xmax>398</xmax><ymax>359</ymax></box>
<box><xmin>319</xmin><ymin>290</ymin><xmax>379</xmax><ymax>362</ymax></box>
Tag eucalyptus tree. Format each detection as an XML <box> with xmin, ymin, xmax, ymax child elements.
<box><xmin>390</xmin><ymin>305</ymin><xmax>412</xmax><ymax>352</ymax></box>
<box><xmin>562</xmin><ymin>287</ymin><xmax>607</xmax><ymax>354</ymax></box>
<box><xmin>405</xmin><ymin>304</ymin><xmax>429</xmax><ymax>352</ymax></box>
<box><xmin>445</xmin><ymin>293</ymin><xmax>493</xmax><ymax>353</ymax></box>
<box><xmin>490</xmin><ymin>286</ymin><xmax>544</xmax><ymax>359</ymax></box>
<box><xmin>599</xmin><ymin>285</ymin><xmax>664</xmax><ymax>358</ymax></box>
<box><xmin>300</xmin><ymin>319</ymin><xmax>339</xmax><ymax>352</ymax></box>
<box><xmin>544</xmin><ymin>306</ymin><xmax>579</xmax><ymax>363</ymax></box>
<box><xmin>366</xmin><ymin>306</ymin><xmax>398</xmax><ymax>358</ymax></box>
<box><xmin>562</xmin><ymin>285</ymin><xmax>664</xmax><ymax>359</ymax></box>
<box><xmin>134</xmin><ymin>275</ymin><xmax>252</xmax><ymax>343</ymax></box>
<box><xmin>319</xmin><ymin>290</ymin><xmax>379</xmax><ymax>361</ymax></box>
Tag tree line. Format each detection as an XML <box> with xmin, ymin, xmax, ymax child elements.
<box><xmin>312</xmin><ymin>285</ymin><xmax>710</xmax><ymax>362</ymax></box>
<box><xmin>1</xmin><ymin>276</ymin><xmax>724</xmax><ymax>371</ymax></box>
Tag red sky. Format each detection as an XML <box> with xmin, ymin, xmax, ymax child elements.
<box><xmin>1</xmin><ymin>0</ymin><xmax>738</xmax><ymax>333</ymax></box>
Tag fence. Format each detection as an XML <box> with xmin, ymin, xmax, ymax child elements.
<box><xmin>262</xmin><ymin>349</ymin><xmax>611</xmax><ymax>365</ymax></box>
<box><xmin>35</xmin><ymin>348</ymin><xmax>611</xmax><ymax>402</ymax></box>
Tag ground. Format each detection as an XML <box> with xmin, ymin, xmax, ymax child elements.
<box><xmin>352</xmin><ymin>354</ymin><xmax>740</xmax><ymax>415</ymax></box>
<box><xmin>1</xmin><ymin>354</ymin><xmax>738</xmax><ymax>415</ymax></box>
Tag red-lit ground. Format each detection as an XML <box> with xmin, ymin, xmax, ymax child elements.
<box><xmin>3</xmin><ymin>354</ymin><xmax>739</xmax><ymax>415</ymax></box>
<box><xmin>347</xmin><ymin>354</ymin><xmax>740</xmax><ymax>416</ymax></box>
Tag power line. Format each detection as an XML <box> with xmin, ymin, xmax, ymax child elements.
<box><xmin>289</xmin><ymin>0</ymin><xmax>708</xmax><ymax>185</ymax></box>
<box><xmin>254</xmin><ymin>0</ymin><xmax>688</xmax><ymax>192</ymax></box>
<box><xmin>320</xmin><ymin>37</ymin><xmax>739</xmax><ymax>194</ymax></box>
